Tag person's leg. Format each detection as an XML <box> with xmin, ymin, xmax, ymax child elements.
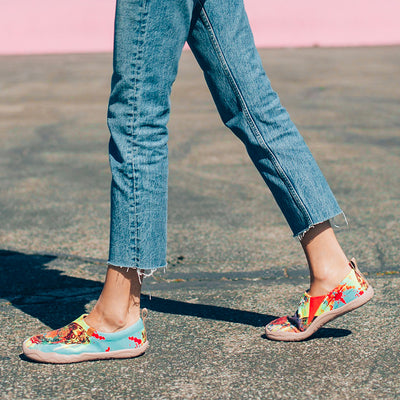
<box><xmin>187</xmin><ymin>0</ymin><xmax>372</xmax><ymax>339</ymax></box>
<box><xmin>187</xmin><ymin>0</ymin><xmax>347</xmax><ymax>276</ymax></box>
<box><xmin>23</xmin><ymin>0</ymin><xmax>195</xmax><ymax>362</ymax></box>
<box><xmin>86</xmin><ymin>0</ymin><xmax>194</xmax><ymax>333</ymax></box>
<box><xmin>187</xmin><ymin>1</ymin><xmax>341</xmax><ymax>233</ymax></box>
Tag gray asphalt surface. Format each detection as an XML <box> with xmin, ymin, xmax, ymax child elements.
<box><xmin>0</xmin><ymin>46</ymin><xmax>399</xmax><ymax>399</ymax></box>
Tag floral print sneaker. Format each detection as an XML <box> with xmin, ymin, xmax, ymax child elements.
<box><xmin>265</xmin><ymin>259</ymin><xmax>374</xmax><ymax>341</ymax></box>
<box><xmin>23</xmin><ymin>309</ymin><xmax>149</xmax><ymax>363</ymax></box>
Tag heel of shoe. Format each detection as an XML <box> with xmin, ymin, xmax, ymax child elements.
<box><xmin>349</xmin><ymin>257</ymin><xmax>371</xmax><ymax>288</ymax></box>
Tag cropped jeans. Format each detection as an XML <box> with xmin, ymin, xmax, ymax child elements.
<box><xmin>107</xmin><ymin>0</ymin><xmax>343</xmax><ymax>271</ymax></box>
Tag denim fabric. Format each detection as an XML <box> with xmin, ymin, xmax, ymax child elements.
<box><xmin>107</xmin><ymin>0</ymin><xmax>343</xmax><ymax>270</ymax></box>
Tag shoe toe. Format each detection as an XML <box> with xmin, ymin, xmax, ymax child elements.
<box><xmin>23</xmin><ymin>334</ymin><xmax>44</xmax><ymax>349</ymax></box>
<box><xmin>266</xmin><ymin>316</ymin><xmax>301</xmax><ymax>333</ymax></box>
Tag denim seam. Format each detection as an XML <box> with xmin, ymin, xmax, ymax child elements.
<box><xmin>127</xmin><ymin>0</ymin><xmax>149</xmax><ymax>267</ymax></box>
<box><xmin>198</xmin><ymin>6</ymin><xmax>313</xmax><ymax>227</ymax></box>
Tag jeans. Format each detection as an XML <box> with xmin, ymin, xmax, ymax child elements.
<box><xmin>107</xmin><ymin>0</ymin><xmax>343</xmax><ymax>271</ymax></box>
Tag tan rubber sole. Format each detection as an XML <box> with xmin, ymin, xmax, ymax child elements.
<box><xmin>265</xmin><ymin>285</ymin><xmax>374</xmax><ymax>342</ymax></box>
<box><xmin>23</xmin><ymin>341</ymin><xmax>149</xmax><ymax>364</ymax></box>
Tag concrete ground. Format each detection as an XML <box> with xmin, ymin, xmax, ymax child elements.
<box><xmin>0</xmin><ymin>46</ymin><xmax>399</xmax><ymax>399</ymax></box>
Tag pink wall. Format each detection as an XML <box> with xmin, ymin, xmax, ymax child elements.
<box><xmin>1</xmin><ymin>0</ymin><xmax>400</xmax><ymax>55</ymax></box>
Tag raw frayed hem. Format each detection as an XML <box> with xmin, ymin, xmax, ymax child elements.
<box><xmin>106</xmin><ymin>262</ymin><xmax>167</xmax><ymax>284</ymax></box>
<box><xmin>295</xmin><ymin>212</ymin><xmax>348</xmax><ymax>242</ymax></box>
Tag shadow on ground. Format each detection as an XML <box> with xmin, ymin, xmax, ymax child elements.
<box><xmin>1</xmin><ymin>249</ymin><xmax>351</xmax><ymax>339</ymax></box>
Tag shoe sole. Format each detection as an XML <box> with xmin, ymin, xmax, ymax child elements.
<box><xmin>265</xmin><ymin>285</ymin><xmax>374</xmax><ymax>342</ymax></box>
<box><xmin>23</xmin><ymin>341</ymin><xmax>149</xmax><ymax>364</ymax></box>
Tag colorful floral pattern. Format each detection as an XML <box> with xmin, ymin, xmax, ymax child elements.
<box><xmin>25</xmin><ymin>319</ymin><xmax>90</xmax><ymax>347</ymax></box>
<box><xmin>266</xmin><ymin>262</ymin><xmax>369</xmax><ymax>334</ymax></box>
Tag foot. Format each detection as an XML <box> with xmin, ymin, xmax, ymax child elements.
<box><xmin>22</xmin><ymin>309</ymin><xmax>149</xmax><ymax>363</ymax></box>
<box><xmin>300</xmin><ymin>220</ymin><xmax>352</xmax><ymax>297</ymax></box>
<box><xmin>265</xmin><ymin>259</ymin><xmax>374</xmax><ymax>341</ymax></box>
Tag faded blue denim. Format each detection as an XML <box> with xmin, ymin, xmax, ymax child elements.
<box><xmin>107</xmin><ymin>0</ymin><xmax>343</xmax><ymax>271</ymax></box>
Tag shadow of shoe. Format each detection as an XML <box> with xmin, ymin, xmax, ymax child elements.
<box><xmin>309</xmin><ymin>327</ymin><xmax>352</xmax><ymax>339</ymax></box>
<box><xmin>1</xmin><ymin>249</ymin><xmax>275</xmax><ymax>330</ymax></box>
<box><xmin>260</xmin><ymin>327</ymin><xmax>352</xmax><ymax>341</ymax></box>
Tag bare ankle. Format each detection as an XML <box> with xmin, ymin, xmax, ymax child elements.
<box><xmin>308</xmin><ymin>261</ymin><xmax>352</xmax><ymax>296</ymax></box>
<box><xmin>311</xmin><ymin>259</ymin><xmax>350</xmax><ymax>281</ymax></box>
<box><xmin>85</xmin><ymin>307</ymin><xmax>140</xmax><ymax>333</ymax></box>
